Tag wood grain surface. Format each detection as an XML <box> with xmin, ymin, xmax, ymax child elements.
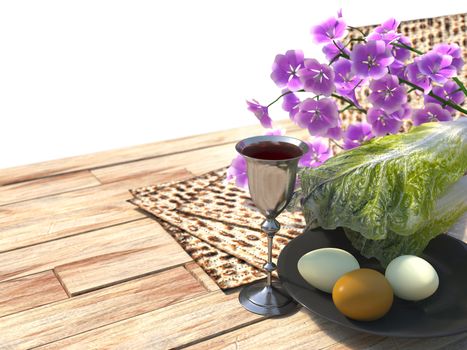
<box><xmin>185</xmin><ymin>261</ymin><xmax>221</xmax><ymax>292</ymax></box>
<box><xmin>0</xmin><ymin>219</ymin><xmax>190</xmax><ymax>289</ymax></box>
<box><xmin>0</xmin><ymin>169</ymin><xmax>190</xmax><ymax>253</ymax></box>
<box><xmin>0</xmin><ymin>118</ymin><xmax>465</xmax><ymax>349</ymax></box>
<box><xmin>188</xmin><ymin>308</ymin><xmax>466</xmax><ymax>350</ymax></box>
<box><xmin>187</xmin><ymin>308</ymin><xmax>375</xmax><ymax>350</ymax></box>
<box><xmin>0</xmin><ymin>170</ymin><xmax>101</xmax><ymax>206</ymax></box>
<box><xmin>0</xmin><ymin>271</ymin><xmax>68</xmax><ymax>318</ymax></box>
<box><xmin>55</xmin><ymin>219</ymin><xmax>191</xmax><ymax>295</ymax></box>
<box><xmin>0</xmin><ymin>267</ymin><xmax>206</xmax><ymax>349</ymax></box>
<box><xmin>92</xmin><ymin>142</ymin><xmax>237</xmax><ymax>183</ymax></box>
<box><xmin>91</xmin><ymin>128</ymin><xmax>309</xmax><ymax>184</ymax></box>
<box><xmin>37</xmin><ymin>292</ymin><xmax>264</xmax><ymax>349</ymax></box>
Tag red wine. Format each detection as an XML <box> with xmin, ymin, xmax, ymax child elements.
<box><xmin>242</xmin><ymin>141</ymin><xmax>303</xmax><ymax>160</ymax></box>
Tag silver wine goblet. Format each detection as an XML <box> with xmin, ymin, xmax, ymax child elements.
<box><xmin>235</xmin><ymin>135</ymin><xmax>308</xmax><ymax>316</ymax></box>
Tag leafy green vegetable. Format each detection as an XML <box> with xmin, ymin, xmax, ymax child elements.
<box><xmin>300</xmin><ymin>119</ymin><xmax>467</xmax><ymax>266</ymax></box>
<box><xmin>345</xmin><ymin>176</ymin><xmax>467</xmax><ymax>266</ymax></box>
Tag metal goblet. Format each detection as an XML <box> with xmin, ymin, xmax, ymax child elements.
<box><xmin>235</xmin><ymin>135</ymin><xmax>308</xmax><ymax>316</ymax></box>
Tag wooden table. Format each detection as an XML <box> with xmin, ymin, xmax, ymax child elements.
<box><xmin>0</xmin><ymin>119</ymin><xmax>465</xmax><ymax>349</ymax></box>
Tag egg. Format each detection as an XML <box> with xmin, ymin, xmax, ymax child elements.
<box><xmin>385</xmin><ymin>255</ymin><xmax>439</xmax><ymax>301</ymax></box>
<box><xmin>332</xmin><ymin>268</ymin><xmax>393</xmax><ymax>321</ymax></box>
<box><xmin>297</xmin><ymin>248</ymin><xmax>360</xmax><ymax>293</ymax></box>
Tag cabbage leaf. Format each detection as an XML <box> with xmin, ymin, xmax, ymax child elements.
<box><xmin>300</xmin><ymin>119</ymin><xmax>467</xmax><ymax>266</ymax></box>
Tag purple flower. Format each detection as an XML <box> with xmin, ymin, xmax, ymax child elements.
<box><xmin>350</xmin><ymin>40</ymin><xmax>395</xmax><ymax>79</ymax></box>
<box><xmin>400</xmin><ymin>103</ymin><xmax>412</xmax><ymax>119</ymax></box>
<box><xmin>311</xmin><ymin>11</ymin><xmax>346</xmax><ymax>44</ymax></box>
<box><xmin>282</xmin><ymin>89</ymin><xmax>301</xmax><ymax>121</ymax></box>
<box><xmin>296</xmin><ymin>98</ymin><xmax>339</xmax><ymax>136</ymax></box>
<box><xmin>424</xmin><ymin>81</ymin><xmax>466</xmax><ymax>115</ymax></box>
<box><xmin>343</xmin><ymin>122</ymin><xmax>374</xmax><ymax>149</ymax></box>
<box><xmin>264</xmin><ymin>128</ymin><xmax>285</xmax><ymax>136</ymax></box>
<box><xmin>433</xmin><ymin>43</ymin><xmax>464</xmax><ymax>73</ymax></box>
<box><xmin>334</xmin><ymin>59</ymin><xmax>359</xmax><ymax>91</ymax></box>
<box><xmin>367</xmin><ymin>18</ymin><xmax>400</xmax><ymax>43</ymax></box>
<box><xmin>322</xmin><ymin>40</ymin><xmax>350</xmax><ymax>62</ymax></box>
<box><xmin>412</xmin><ymin>103</ymin><xmax>453</xmax><ymax>126</ymax></box>
<box><xmin>226</xmin><ymin>155</ymin><xmax>248</xmax><ymax>189</ymax></box>
<box><xmin>333</xmin><ymin>58</ymin><xmax>363</xmax><ymax>108</ymax></box>
<box><xmin>367</xmin><ymin>107</ymin><xmax>404</xmax><ymax>136</ymax></box>
<box><xmin>391</xmin><ymin>36</ymin><xmax>411</xmax><ymax>62</ymax></box>
<box><xmin>388</xmin><ymin>36</ymin><xmax>411</xmax><ymax>79</ymax></box>
<box><xmin>271</xmin><ymin>50</ymin><xmax>305</xmax><ymax>91</ymax></box>
<box><xmin>388</xmin><ymin>59</ymin><xmax>406</xmax><ymax>80</ymax></box>
<box><xmin>323</xmin><ymin>109</ymin><xmax>344</xmax><ymax>140</ymax></box>
<box><xmin>247</xmin><ymin>100</ymin><xmax>272</xmax><ymax>128</ymax></box>
<box><xmin>298</xmin><ymin>59</ymin><xmax>335</xmax><ymax>96</ymax></box>
<box><xmin>340</xmin><ymin>88</ymin><xmax>362</xmax><ymax>109</ymax></box>
<box><xmin>324</xmin><ymin>125</ymin><xmax>343</xmax><ymax>140</ymax></box>
<box><xmin>417</xmin><ymin>52</ymin><xmax>456</xmax><ymax>84</ymax></box>
<box><xmin>368</xmin><ymin>74</ymin><xmax>407</xmax><ymax>113</ymax></box>
<box><xmin>406</xmin><ymin>60</ymin><xmax>432</xmax><ymax>94</ymax></box>
<box><xmin>299</xmin><ymin>137</ymin><xmax>332</xmax><ymax>167</ymax></box>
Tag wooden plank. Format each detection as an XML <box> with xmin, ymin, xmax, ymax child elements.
<box><xmin>187</xmin><ymin>308</ymin><xmax>467</xmax><ymax>350</ymax></box>
<box><xmin>0</xmin><ymin>169</ymin><xmax>192</xmax><ymax>252</ymax></box>
<box><xmin>92</xmin><ymin>142</ymin><xmax>236</xmax><ymax>183</ymax></box>
<box><xmin>0</xmin><ymin>267</ymin><xmax>206</xmax><ymax>350</ymax></box>
<box><xmin>0</xmin><ymin>219</ymin><xmax>191</xmax><ymax>291</ymax></box>
<box><xmin>0</xmin><ymin>271</ymin><xmax>68</xmax><ymax>318</ymax></box>
<box><xmin>185</xmin><ymin>261</ymin><xmax>220</xmax><ymax>292</ymax></box>
<box><xmin>320</xmin><ymin>333</ymin><xmax>387</xmax><ymax>350</ymax></box>
<box><xmin>186</xmin><ymin>309</ymin><xmax>373</xmax><ymax>350</ymax></box>
<box><xmin>36</xmin><ymin>291</ymin><xmax>264</xmax><ymax>349</ymax></box>
<box><xmin>55</xmin><ymin>220</ymin><xmax>192</xmax><ymax>296</ymax></box>
<box><xmin>0</xmin><ymin>119</ymin><xmax>299</xmax><ymax>185</ymax></box>
<box><xmin>92</xmin><ymin>128</ymin><xmax>310</xmax><ymax>184</ymax></box>
<box><xmin>0</xmin><ymin>171</ymin><xmax>101</xmax><ymax>206</ymax></box>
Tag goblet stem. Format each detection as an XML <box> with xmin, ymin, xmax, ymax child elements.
<box><xmin>267</xmin><ymin>235</ymin><xmax>273</xmax><ymax>286</ymax></box>
<box><xmin>262</xmin><ymin>218</ymin><xmax>280</xmax><ymax>287</ymax></box>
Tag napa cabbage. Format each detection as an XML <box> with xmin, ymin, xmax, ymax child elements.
<box><xmin>300</xmin><ymin>119</ymin><xmax>467</xmax><ymax>266</ymax></box>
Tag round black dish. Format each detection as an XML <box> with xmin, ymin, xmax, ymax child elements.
<box><xmin>277</xmin><ymin>228</ymin><xmax>467</xmax><ymax>337</ymax></box>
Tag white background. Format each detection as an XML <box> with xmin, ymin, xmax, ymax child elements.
<box><xmin>0</xmin><ymin>0</ymin><xmax>466</xmax><ymax>169</ymax></box>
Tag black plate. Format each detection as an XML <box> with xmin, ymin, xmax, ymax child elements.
<box><xmin>277</xmin><ymin>228</ymin><xmax>467</xmax><ymax>337</ymax></box>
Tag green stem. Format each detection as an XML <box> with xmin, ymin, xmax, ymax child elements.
<box><xmin>329</xmin><ymin>138</ymin><xmax>344</xmax><ymax>150</ymax></box>
<box><xmin>353</xmin><ymin>79</ymin><xmax>364</xmax><ymax>92</ymax></box>
<box><xmin>347</xmin><ymin>25</ymin><xmax>367</xmax><ymax>37</ymax></box>
<box><xmin>453</xmin><ymin>77</ymin><xmax>467</xmax><ymax>96</ymax></box>
<box><xmin>339</xmin><ymin>104</ymin><xmax>353</xmax><ymax>113</ymax></box>
<box><xmin>399</xmin><ymin>78</ymin><xmax>467</xmax><ymax>114</ymax></box>
<box><xmin>329</xmin><ymin>53</ymin><xmax>344</xmax><ymax>65</ymax></box>
<box><xmin>333</xmin><ymin>40</ymin><xmax>350</xmax><ymax>59</ymax></box>
<box><xmin>344</xmin><ymin>37</ymin><xmax>366</xmax><ymax>48</ymax></box>
<box><xmin>267</xmin><ymin>89</ymin><xmax>305</xmax><ymax>108</ymax></box>
<box><xmin>391</xmin><ymin>41</ymin><xmax>424</xmax><ymax>55</ymax></box>
<box><xmin>332</xmin><ymin>93</ymin><xmax>367</xmax><ymax>113</ymax></box>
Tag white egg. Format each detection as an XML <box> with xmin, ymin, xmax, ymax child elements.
<box><xmin>297</xmin><ymin>248</ymin><xmax>360</xmax><ymax>293</ymax></box>
<box><xmin>385</xmin><ymin>255</ymin><xmax>439</xmax><ymax>301</ymax></box>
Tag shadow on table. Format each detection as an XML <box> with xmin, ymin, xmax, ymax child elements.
<box><xmin>303</xmin><ymin>309</ymin><xmax>466</xmax><ymax>350</ymax></box>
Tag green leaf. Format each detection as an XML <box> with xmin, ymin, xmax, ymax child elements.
<box><xmin>300</xmin><ymin>119</ymin><xmax>467</xmax><ymax>266</ymax></box>
<box><xmin>345</xmin><ymin>176</ymin><xmax>467</xmax><ymax>266</ymax></box>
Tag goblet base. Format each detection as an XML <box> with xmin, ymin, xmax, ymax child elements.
<box><xmin>239</xmin><ymin>280</ymin><xmax>299</xmax><ymax>316</ymax></box>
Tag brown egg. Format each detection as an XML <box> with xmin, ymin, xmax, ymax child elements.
<box><xmin>332</xmin><ymin>268</ymin><xmax>393</xmax><ymax>321</ymax></box>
